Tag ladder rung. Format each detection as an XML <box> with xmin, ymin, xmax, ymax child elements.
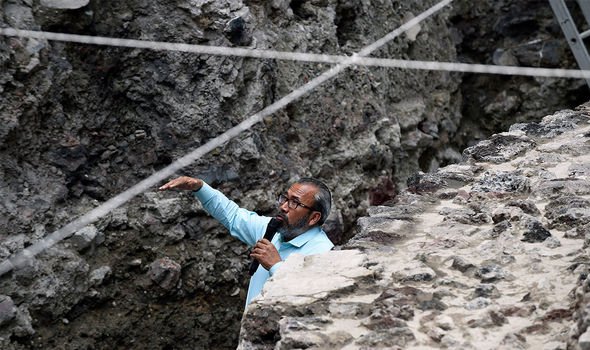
<box><xmin>549</xmin><ymin>0</ymin><xmax>590</xmax><ymax>88</ymax></box>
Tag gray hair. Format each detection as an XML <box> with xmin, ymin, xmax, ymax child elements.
<box><xmin>297</xmin><ymin>177</ymin><xmax>331</xmax><ymax>226</ymax></box>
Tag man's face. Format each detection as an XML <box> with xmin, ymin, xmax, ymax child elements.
<box><xmin>276</xmin><ymin>183</ymin><xmax>320</xmax><ymax>241</ymax></box>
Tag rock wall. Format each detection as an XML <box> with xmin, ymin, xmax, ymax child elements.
<box><xmin>0</xmin><ymin>0</ymin><xmax>588</xmax><ymax>349</ymax></box>
<box><xmin>240</xmin><ymin>102</ymin><xmax>590</xmax><ymax>349</ymax></box>
<box><xmin>450</xmin><ymin>0</ymin><xmax>589</xmax><ymax>148</ymax></box>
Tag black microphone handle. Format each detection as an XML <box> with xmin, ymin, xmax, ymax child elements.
<box><xmin>248</xmin><ymin>218</ymin><xmax>282</xmax><ymax>276</ymax></box>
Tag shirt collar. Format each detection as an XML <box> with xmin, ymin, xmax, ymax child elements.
<box><xmin>279</xmin><ymin>226</ymin><xmax>322</xmax><ymax>248</ymax></box>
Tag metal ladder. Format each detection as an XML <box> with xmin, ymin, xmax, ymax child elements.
<box><xmin>549</xmin><ymin>0</ymin><xmax>590</xmax><ymax>87</ymax></box>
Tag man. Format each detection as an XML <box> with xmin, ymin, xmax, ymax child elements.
<box><xmin>159</xmin><ymin>176</ymin><xmax>334</xmax><ymax>306</ymax></box>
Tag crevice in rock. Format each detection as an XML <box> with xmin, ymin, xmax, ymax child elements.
<box><xmin>334</xmin><ymin>1</ymin><xmax>360</xmax><ymax>48</ymax></box>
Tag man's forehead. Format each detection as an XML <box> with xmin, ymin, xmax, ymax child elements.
<box><xmin>287</xmin><ymin>183</ymin><xmax>317</xmax><ymax>198</ymax></box>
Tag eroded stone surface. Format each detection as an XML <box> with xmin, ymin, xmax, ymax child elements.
<box><xmin>239</xmin><ymin>105</ymin><xmax>590</xmax><ymax>349</ymax></box>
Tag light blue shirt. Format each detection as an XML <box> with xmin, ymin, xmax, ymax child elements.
<box><xmin>194</xmin><ymin>183</ymin><xmax>334</xmax><ymax>305</ymax></box>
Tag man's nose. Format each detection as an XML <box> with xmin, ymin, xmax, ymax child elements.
<box><xmin>279</xmin><ymin>201</ymin><xmax>289</xmax><ymax>212</ymax></box>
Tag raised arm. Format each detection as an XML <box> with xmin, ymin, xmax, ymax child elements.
<box><xmin>159</xmin><ymin>176</ymin><xmax>270</xmax><ymax>246</ymax></box>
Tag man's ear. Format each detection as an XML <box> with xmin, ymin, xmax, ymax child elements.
<box><xmin>309</xmin><ymin>212</ymin><xmax>321</xmax><ymax>226</ymax></box>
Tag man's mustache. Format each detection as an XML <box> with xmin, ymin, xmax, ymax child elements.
<box><xmin>275</xmin><ymin>213</ymin><xmax>288</xmax><ymax>224</ymax></box>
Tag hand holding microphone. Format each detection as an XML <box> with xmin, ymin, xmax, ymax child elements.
<box><xmin>249</xmin><ymin>217</ymin><xmax>283</xmax><ymax>275</ymax></box>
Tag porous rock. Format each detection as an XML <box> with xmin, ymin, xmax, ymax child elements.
<box><xmin>148</xmin><ymin>257</ymin><xmax>182</xmax><ymax>291</ymax></box>
<box><xmin>462</xmin><ymin>132</ymin><xmax>536</xmax><ymax>163</ymax></box>
<box><xmin>70</xmin><ymin>225</ymin><xmax>105</xmax><ymax>251</ymax></box>
<box><xmin>240</xmin><ymin>103</ymin><xmax>590</xmax><ymax>346</ymax></box>
<box><xmin>545</xmin><ymin>196</ymin><xmax>590</xmax><ymax>229</ymax></box>
<box><xmin>0</xmin><ymin>296</ymin><xmax>17</xmax><ymax>326</ymax></box>
<box><xmin>521</xmin><ymin>217</ymin><xmax>552</xmax><ymax>243</ymax></box>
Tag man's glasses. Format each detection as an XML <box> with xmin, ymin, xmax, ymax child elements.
<box><xmin>277</xmin><ymin>194</ymin><xmax>316</xmax><ymax>211</ymax></box>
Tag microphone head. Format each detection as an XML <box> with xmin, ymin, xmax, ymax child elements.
<box><xmin>268</xmin><ymin>217</ymin><xmax>284</xmax><ymax>229</ymax></box>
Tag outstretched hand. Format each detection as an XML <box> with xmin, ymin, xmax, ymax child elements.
<box><xmin>250</xmin><ymin>239</ymin><xmax>281</xmax><ymax>270</ymax></box>
<box><xmin>159</xmin><ymin>176</ymin><xmax>203</xmax><ymax>191</ymax></box>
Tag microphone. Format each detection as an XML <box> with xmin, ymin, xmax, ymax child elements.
<box><xmin>249</xmin><ymin>217</ymin><xmax>283</xmax><ymax>276</ymax></box>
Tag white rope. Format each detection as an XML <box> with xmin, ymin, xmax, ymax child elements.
<box><xmin>2</xmin><ymin>24</ymin><xmax>590</xmax><ymax>79</ymax></box>
<box><xmin>0</xmin><ymin>0</ymin><xmax>455</xmax><ymax>276</ymax></box>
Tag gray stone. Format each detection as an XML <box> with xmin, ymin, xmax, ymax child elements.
<box><xmin>580</xmin><ymin>327</ymin><xmax>590</xmax><ymax>350</ymax></box>
<box><xmin>533</xmin><ymin>179</ymin><xmax>590</xmax><ymax>200</ymax></box>
<box><xmin>545</xmin><ymin>197</ymin><xmax>590</xmax><ymax>229</ymax></box>
<box><xmin>407</xmin><ymin>172</ymin><xmax>447</xmax><ymax>194</ymax></box>
<box><xmin>0</xmin><ymin>296</ymin><xmax>17</xmax><ymax>326</ymax></box>
<box><xmin>509</xmin><ymin>110</ymin><xmax>582</xmax><ymax>139</ymax></box>
<box><xmin>232</xmin><ymin>136</ymin><xmax>260</xmax><ymax>160</ymax></box>
<box><xmin>435</xmin><ymin>315</ymin><xmax>455</xmax><ymax>331</ymax></box>
<box><xmin>145</xmin><ymin>194</ymin><xmax>197</xmax><ymax>223</ymax></box>
<box><xmin>258</xmin><ymin>251</ymin><xmax>370</xmax><ymax>304</ymax></box>
<box><xmin>543</xmin><ymin>236</ymin><xmax>561</xmax><ymax>248</ymax></box>
<box><xmin>569</xmin><ymin>163</ymin><xmax>590</xmax><ymax>177</ymax></box>
<box><xmin>440</xmin><ymin>334</ymin><xmax>462</xmax><ymax>348</ymax></box>
<box><xmin>4</xmin><ymin>4</ymin><xmax>35</xmax><ymax>28</ymax></box>
<box><xmin>328</xmin><ymin>303</ymin><xmax>367</xmax><ymax>318</ymax></box>
<box><xmin>432</xmin><ymin>222</ymin><xmax>480</xmax><ymax>238</ymax></box>
<box><xmin>451</xmin><ymin>256</ymin><xmax>476</xmax><ymax>275</ymax></box>
<box><xmin>574</xmin><ymin>223</ymin><xmax>590</xmax><ymax>242</ymax></box>
<box><xmin>493</xmin><ymin>48</ymin><xmax>518</xmax><ymax>66</ymax></box>
<box><xmin>490</xmin><ymin>221</ymin><xmax>512</xmax><ymax>237</ymax></box>
<box><xmin>498</xmin><ymin>333</ymin><xmax>527</xmax><ymax>349</ymax></box>
<box><xmin>394</xmin><ymin>261</ymin><xmax>437</xmax><ymax>282</ymax></box>
<box><xmin>462</xmin><ymin>131</ymin><xmax>536</xmax><ymax>163</ymax></box>
<box><xmin>392</xmin><ymin>98</ymin><xmax>426</xmax><ymax>130</ymax></box>
<box><xmin>467</xmin><ymin>309</ymin><xmax>507</xmax><ymax>328</ymax></box>
<box><xmin>279</xmin><ymin>316</ymin><xmax>330</xmax><ymax>333</ymax></box>
<box><xmin>492</xmin><ymin>207</ymin><xmax>523</xmax><ymax>223</ymax></box>
<box><xmin>148</xmin><ymin>257</ymin><xmax>182</xmax><ymax>290</ymax></box>
<box><xmin>355</xmin><ymin>217</ymin><xmax>409</xmax><ymax>244</ymax></box>
<box><xmin>356</xmin><ymin>328</ymin><xmax>415</xmax><ymax>347</ymax></box>
<box><xmin>159</xmin><ymin>224</ymin><xmax>186</xmax><ymax>244</ymax></box>
<box><xmin>0</xmin><ymin>234</ymin><xmax>26</xmax><ymax>256</ymax></box>
<box><xmin>403</xmin><ymin>13</ymin><xmax>422</xmax><ymax>41</ymax></box>
<box><xmin>12</xmin><ymin>306</ymin><xmax>35</xmax><ymax>338</ymax></box>
<box><xmin>40</xmin><ymin>0</ymin><xmax>89</xmax><ymax>9</ymax></box>
<box><xmin>70</xmin><ymin>225</ymin><xmax>104</xmax><ymax>251</ymax></box>
<box><xmin>361</xmin><ymin>310</ymin><xmax>408</xmax><ymax>330</ymax></box>
<box><xmin>465</xmin><ymin>297</ymin><xmax>491</xmax><ymax>310</ymax></box>
<box><xmin>224</xmin><ymin>17</ymin><xmax>253</xmax><ymax>46</ymax></box>
<box><xmin>275</xmin><ymin>331</ymin><xmax>327</xmax><ymax>349</ymax></box>
<box><xmin>401</xmin><ymin>129</ymin><xmax>434</xmax><ymax>149</ymax></box>
<box><xmin>505</xmin><ymin>200</ymin><xmax>541</xmax><ymax>216</ymax></box>
<box><xmin>12</xmin><ymin>247</ymin><xmax>90</xmax><ymax>321</ymax></box>
<box><xmin>521</xmin><ymin>218</ymin><xmax>552</xmax><ymax>243</ymax></box>
<box><xmin>436</xmin><ymin>164</ymin><xmax>480</xmax><ymax>183</ymax></box>
<box><xmin>89</xmin><ymin>266</ymin><xmax>112</xmax><ymax>286</ymax></box>
<box><xmin>108</xmin><ymin>208</ymin><xmax>128</xmax><ymax>228</ymax></box>
<box><xmin>426</xmin><ymin>326</ymin><xmax>446</xmax><ymax>342</ymax></box>
<box><xmin>565</xmin><ymin>228</ymin><xmax>582</xmax><ymax>239</ymax></box>
<box><xmin>477</xmin><ymin>264</ymin><xmax>506</xmax><ymax>282</ymax></box>
<box><xmin>471</xmin><ymin>284</ymin><xmax>501</xmax><ymax>299</ymax></box>
<box><xmin>484</xmin><ymin>92</ymin><xmax>521</xmax><ymax>116</ymax></box>
<box><xmin>439</xmin><ymin>206</ymin><xmax>491</xmax><ymax>225</ymax></box>
<box><xmin>472</xmin><ymin>170</ymin><xmax>530</xmax><ymax>193</ymax></box>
